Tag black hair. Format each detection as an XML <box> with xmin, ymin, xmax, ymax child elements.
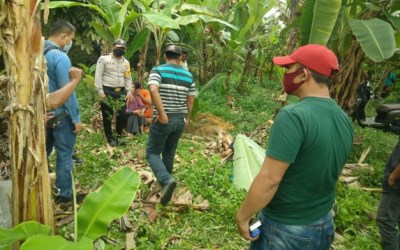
<box><xmin>165</xmin><ymin>51</ymin><xmax>181</xmax><ymax>60</ymax></box>
<box><xmin>182</xmin><ymin>50</ymin><xmax>188</xmax><ymax>55</ymax></box>
<box><xmin>49</xmin><ymin>20</ymin><xmax>76</xmax><ymax>36</ymax></box>
<box><xmin>298</xmin><ymin>64</ymin><xmax>337</xmax><ymax>86</ymax></box>
<box><xmin>134</xmin><ymin>82</ymin><xmax>142</xmax><ymax>89</ymax></box>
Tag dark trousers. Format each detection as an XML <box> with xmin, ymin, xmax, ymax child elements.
<box><xmin>100</xmin><ymin>87</ymin><xmax>127</xmax><ymax>141</ymax></box>
<box><xmin>377</xmin><ymin>191</ymin><xmax>400</xmax><ymax>250</ymax></box>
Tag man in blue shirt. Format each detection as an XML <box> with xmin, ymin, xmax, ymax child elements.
<box><xmin>44</xmin><ymin>20</ymin><xmax>83</xmax><ymax>204</ymax></box>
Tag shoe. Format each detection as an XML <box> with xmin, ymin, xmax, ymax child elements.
<box><xmin>72</xmin><ymin>155</ymin><xmax>84</xmax><ymax>164</ymax></box>
<box><xmin>117</xmin><ymin>138</ymin><xmax>127</xmax><ymax>146</ymax></box>
<box><xmin>160</xmin><ymin>181</ymin><xmax>177</xmax><ymax>205</ymax></box>
<box><xmin>55</xmin><ymin>193</ymin><xmax>86</xmax><ymax>205</ymax></box>
<box><xmin>108</xmin><ymin>138</ymin><xmax>117</xmax><ymax>147</ymax></box>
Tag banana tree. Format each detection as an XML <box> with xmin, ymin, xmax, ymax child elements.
<box><xmin>44</xmin><ymin>0</ymin><xmax>147</xmax><ymax>58</ymax></box>
<box><xmin>238</xmin><ymin>0</ymin><xmax>276</xmax><ymax>91</ymax></box>
<box><xmin>0</xmin><ymin>0</ymin><xmax>54</xmax><ymax>236</ymax></box>
<box><xmin>291</xmin><ymin>0</ymin><xmax>397</xmax><ymax>111</ymax></box>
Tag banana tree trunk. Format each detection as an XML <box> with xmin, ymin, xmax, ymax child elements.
<box><xmin>201</xmin><ymin>28</ymin><xmax>209</xmax><ymax>83</ymax></box>
<box><xmin>225</xmin><ymin>55</ymin><xmax>235</xmax><ymax>89</ymax></box>
<box><xmin>331</xmin><ymin>39</ymin><xmax>365</xmax><ymax>112</ymax></box>
<box><xmin>375</xmin><ymin>63</ymin><xmax>391</xmax><ymax>95</ymax></box>
<box><xmin>137</xmin><ymin>32</ymin><xmax>151</xmax><ymax>83</ymax></box>
<box><xmin>0</xmin><ymin>0</ymin><xmax>54</xmax><ymax>231</ymax></box>
<box><xmin>239</xmin><ymin>42</ymin><xmax>255</xmax><ymax>90</ymax></box>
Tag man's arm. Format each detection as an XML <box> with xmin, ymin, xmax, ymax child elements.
<box><xmin>186</xmin><ymin>95</ymin><xmax>195</xmax><ymax>125</ymax></box>
<box><xmin>149</xmin><ymin>84</ymin><xmax>168</xmax><ymax>124</ymax></box>
<box><xmin>389</xmin><ymin>163</ymin><xmax>400</xmax><ymax>186</ymax></box>
<box><xmin>236</xmin><ymin>156</ymin><xmax>289</xmax><ymax>240</ymax></box>
<box><xmin>48</xmin><ymin>67</ymin><xmax>82</xmax><ymax>109</ymax></box>
<box><xmin>94</xmin><ymin>56</ymin><xmax>105</xmax><ymax>98</ymax></box>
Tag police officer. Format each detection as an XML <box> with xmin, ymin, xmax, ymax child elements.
<box><xmin>95</xmin><ymin>39</ymin><xmax>133</xmax><ymax>146</ymax></box>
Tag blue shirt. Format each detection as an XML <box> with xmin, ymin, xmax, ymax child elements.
<box><xmin>44</xmin><ymin>40</ymin><xmax>80</xmax><ymax>123</ymax></box>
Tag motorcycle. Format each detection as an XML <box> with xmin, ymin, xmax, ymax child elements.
<box><xmin>352</xmin><ymin>81</ymin><xmax>400</xmax><ymax>135</ymax></box>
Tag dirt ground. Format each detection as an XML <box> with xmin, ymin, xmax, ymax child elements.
<box><xmin>186</xmin><ymin>113</ymin><xmax>234</xmax><ymax>136</ymax></box>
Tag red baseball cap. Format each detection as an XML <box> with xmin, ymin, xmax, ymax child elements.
<box><xmin>273</xmin><ymin>44</ymin><xmax>339</xmax><ymax>77</ymax></box>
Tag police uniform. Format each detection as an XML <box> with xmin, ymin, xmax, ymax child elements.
<box><xmin>95</xmin><ymin>51</ymin><xmax>131</xmax><ymax>144</ymax></box>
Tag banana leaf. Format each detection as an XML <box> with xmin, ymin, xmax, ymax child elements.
<box><xmin>125</xmin><ymin>29</ymin><xmax>149</xmax><ymax>59</ymax></box>
<box><xmin>20</xmin><ymin>235</ymin><xmax>92</xmax><ymax>250</ymax></box>
<box><xmin>233</xmin><ymin>134</ymin><xmax>265</xmax><ymax>191</ymax></box>
<box><xmin>77</xmin><ymin>167</ymin><xmax>140</xmax><ymax>240</ymax></box>
<box><xmin>300</xmin><ymin>0</ymin><xmax>342</xmax><ymax>46</ymax></box>
<box><xmin>349</xmin><ymin>18</ymin><xmax>396</xmax><ymax>62</ymax></box>
<box><xmin>0</xmin><ymin>221</ymin><xmax>51</xmax><ymax>249</ymax></box>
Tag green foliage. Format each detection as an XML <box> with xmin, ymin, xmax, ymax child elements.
<box><xmin>77</xmin><ymin>167</ymin><xmax>140</xmax><ymax>240</ymax></box>
<box><xmin>300</xmin><ymin>0</ymin><xmax>342</xmax><ymax>45</ymax></box>
<box><xmin>0</xmin><ymin>221</ymin><xmax>51</xmax><ymax>249</ymax></box>
<box><xmin>335</xmin><ymin>183</ymin><xmax>381</xmax><ymax>249</ymax></box>
<box><xmin>20</xmin><ymin>235</ymin><xmax>92</xmax><ymax>250</ymax></box>
<box><xmin>349</xmin><ymin>18</ymin><xmax>396</xmax><ymax>62</ymax></box>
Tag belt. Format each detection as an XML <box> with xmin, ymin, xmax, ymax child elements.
<box><xmin>103</xmin><ymin>86</ymin><xmax>125</xmax><ymax>92</ymax></box>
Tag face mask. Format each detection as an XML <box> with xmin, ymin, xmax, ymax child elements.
<box><xmin>113</xmin><ymin>48</ymin><xmax>125</xmax><ymax>57</ymax></box>
<box><xmin>283</xmin><ymin>69</ymin><xmax>305</xmax><ymax>94</ymax></box>
<box><xmin>63</xmin><ymin>41</ymin><xmax>73</xmax><ymax>54</ymax></box>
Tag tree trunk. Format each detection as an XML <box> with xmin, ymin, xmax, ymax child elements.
<box><xmin>137</xmin><ymin>32</ymin><xmax>151</xmax><ymax>84</ymax></box>
<box><xmin>225</xmin><ymin>56</ymin><xmax>234</xmax><ymax>89</ymax></box>
<box><xmin>285</xmin><ymin>0</ymin><xmax>302</xmax><ymax>53</ymax></box>
<box><xmin>239</xmin><ymin>42</ymin><xmax>255</xmax><ymax>89</ymax></box>
<box><xmin>0</xmin><ymin>0</ymin><xmax>54</xmax><ymax>232</ymax></box>
<box><xmin>331</xmin><ymin>39</ymin><xmax>365</xmax><ymax>112</ymax></box>
<box><xmin>201</xmin><ymin>28</ymin><xmax>209</xmax><ymax>83</ymax></box>
<box><xmin>375</xmin><ymin>63</ymin><xmax>391</xmax><ymax>95</ymax></box>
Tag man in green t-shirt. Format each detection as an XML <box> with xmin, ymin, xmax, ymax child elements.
<box><xmin>236</xmin><ymin>44</ymin><xmax>354</xmax><ymax>249</ymax></box>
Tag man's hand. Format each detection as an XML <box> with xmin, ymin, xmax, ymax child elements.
<box><xmin>236</xmin><ymin>214</ymin><xmax>259</xmax><ymax>241</ymax></box>
<box><xmin>126</xmin><ymin>92</ymin><xmax>134</xmax><ymax>102</ymax></box>
<box><xmin>99</xmin><ymin>92</ymin><xmax>106</xmax><ymax>100</ymax></box>
<box><xmin>45</xmin><ymin>112</ymin><xmax>55</xmax><ymax>127</ymax></box>
<box><xmin>388</xmin><ymin>173</ymin><xmax>397</xmax><ymax>186</ymax></box>
<box><xmin>69</xmin><ymin>67</ymin><xmax>83</xmax><ymax>82</ymax></box>
<box><xmin>158</xmin><ymin>113</ymin><xmax>168</xmax><ymax>124</ymax></box>
<box><xmin>135</xmin><ymin>89</ymin><xmax>143</xmax><ymax>97</ymax></box>
<box><xmin>74</xmin><ymin>122</ymin><xmax>82</xmax><ymax>134</ymax></box>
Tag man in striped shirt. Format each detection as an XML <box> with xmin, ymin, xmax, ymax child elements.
<box><xmin>146</xmin><ymin>44</ymin><xmax>196</xmax><ymax>205</ymax></box>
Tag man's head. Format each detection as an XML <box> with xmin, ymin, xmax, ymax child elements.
<box><xmin>164</xmin><ymin>44</ymin><xmax>182</xmax><ymax>61</ymax></box>
<box><xmin>273</xmin><ymin>44</ymin><xmax>339</xmax><ymax>94</ymax></box>
<box><xmin>181</xmin><ymin>50</ymin><xmax>188</xmax><ymax>62</ymax></box>
<box><xmin>113</xmin><ymin>39</ymin><xmax>127</xmax><ymax>57</ymax></box>
<box><xmin>48</xmin><ymin>20</ymin><xmax>76</xmax><ymax>53</ymax></box>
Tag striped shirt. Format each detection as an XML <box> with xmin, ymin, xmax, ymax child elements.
<box><xmin>148</xmin><ymin>64</ymin><xmax>196</xmax><ymax>115</ymax></box>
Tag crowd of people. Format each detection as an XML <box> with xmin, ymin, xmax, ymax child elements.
<box><xmin>43</xmin><ymin>20</ymin><xmax>400</xmax><ymax>250</ymax></box>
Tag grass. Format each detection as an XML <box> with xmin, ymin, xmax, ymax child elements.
<box><xmin>59</xmin><ymin>75</ymin><xmax>400</xmax><ymax>249</ymax></box>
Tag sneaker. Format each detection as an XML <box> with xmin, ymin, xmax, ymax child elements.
<box><xmin>117</xmin><ymin>138</ymin><xmax>127</xmax><ymax>146</ymax></box>
<box><xmin>72</xmin><ymin>155</ymin><xmax>84</xmax><ymax>164</ymax></box>
<box><xmin>55</xmin><ymin>193</ymin><xmax>86</xmax><ymax>205</ymax></box>
<box><xmin>160</xmin><ymin>181</ymin><xmax>177</xmax><ymax>205</ymax></box>
<box><xmin>107</xmin><ymin>138</ymin><xmax>117</xmax><ymax>147</ymax></box>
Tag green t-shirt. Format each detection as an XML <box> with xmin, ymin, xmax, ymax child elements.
<box><xmin>262</xmin><ymin>97</ymin><xmax>354</xmax><ymax>225</ymax></box>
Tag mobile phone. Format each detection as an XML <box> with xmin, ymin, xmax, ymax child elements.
<box><xmin>46</xmin><ymin>110</ymin><xmax>68</xmax><ymax>127</ymax></box>
<box><xmin>249</xmin><ymin>220</ymin><xmax>261</xmax><ymax>238</ymax></box>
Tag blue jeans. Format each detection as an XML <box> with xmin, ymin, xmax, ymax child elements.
<box><xmin>250</xmin><ymin>211</ymin><xmax>334</xmax><ymax>250</ymax></box>
<box><xmin>376</xmin><ymin>191</ymin><xmax>400</xmax><ymax>250</ymax></box>
<box><xmin>146</xmin><ymin>116</ymin><xmax>185</xmax><ymax>186</ymax></box>
<box><xmin>46</xmin><ymin>116</ymin><xmax>76</xmax><ymax>198</ymax></box>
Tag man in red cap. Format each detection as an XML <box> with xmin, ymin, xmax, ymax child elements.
<box><xmin>236</xmin><ymin>44</ymin><xmax>354</xmax><ymax>249</ymax></box>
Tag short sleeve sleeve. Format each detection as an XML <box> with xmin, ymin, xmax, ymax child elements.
<box><xmin>148</xmin><ymin>68</ymin><xmax>161</xmax><ymax>87</ymax></box>
<box><xmin>266</xmin><ymin>109</ymin><xmax>304</xmax><ymax>163</ymax></box>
